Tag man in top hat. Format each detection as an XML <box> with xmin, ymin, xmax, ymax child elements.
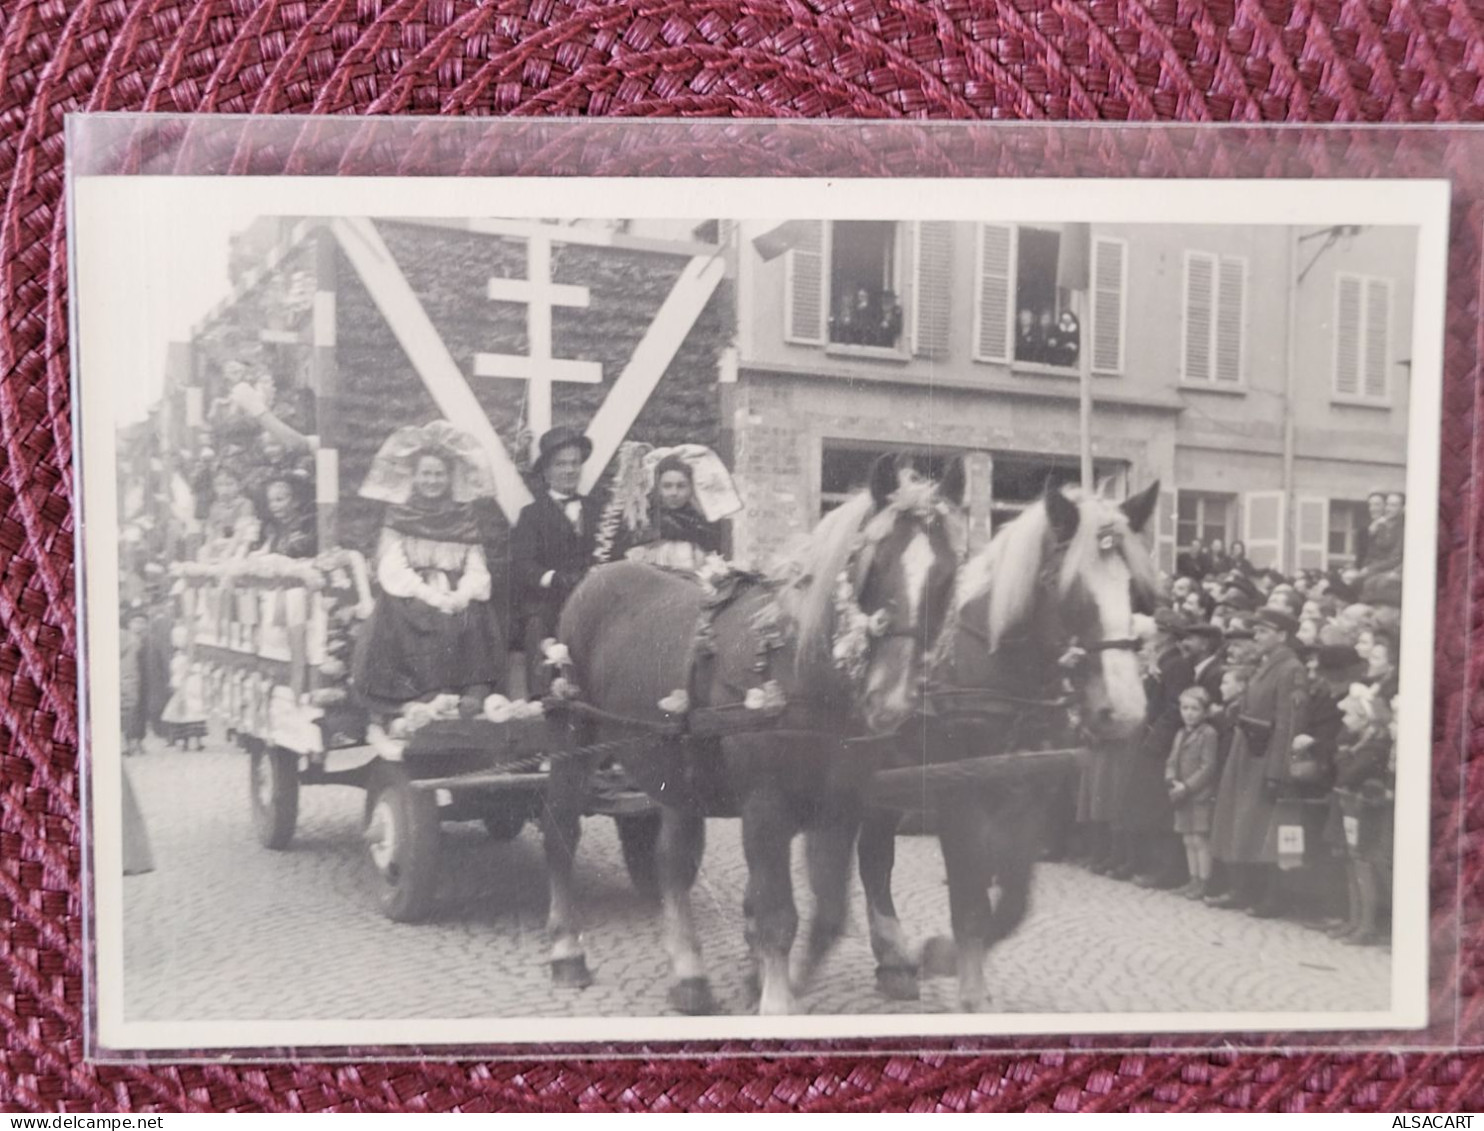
<box><xmin>1207</xmin><ymin>606</ymin><xmax>1309</xmax><ymax>916</ymax></box>
<box><xmin>511</xmin><ymin>425</ymin><xmax>604</xmax><ymax>694</ymax></box>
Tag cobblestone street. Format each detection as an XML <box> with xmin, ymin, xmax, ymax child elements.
<box><xmin>119</xmin><ymin>741</ymin><xmax>1391</xmax><ymax>1024</ymax></box>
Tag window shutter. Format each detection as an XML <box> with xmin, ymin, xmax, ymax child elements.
<box><xmin>1156</xmin><ymin>488</ymin><xmax>1178</xmax><ymax>576</ymax></box>
<box><xmin>1295</xmin><ymin>496</ymin><xmax>1329</xmax><ymax>571</ymax></box>
<box><xmin>1362</xmin><ymin>278</ymin><xmax>1390</xmax><ymax>399</ymax></box>
<box><xmin>1334</xmin><ymin>275</ymin><xmax>1363</xmax><ymax>397</ymax></box>
<box><xmin>1091</xmin><ymin>237</ymin><xmax>1126</xmax><ymax>374</ymax></box>
<box><xmin>1183</xmin><ymin>252</ymin><xmax>1215</xmax><ymax>382</ymax></box>
<box><xmin>784</xmin><ymin>221</ymin><xmax>826</xmax><ymax>345</ymax></box>
<box><xmin>912</xmin><ymin>221</ymin><xmax>954</xmax><ymax>359</ymax></box>
<box><xmin>1215</xmin><ymin>257</ymin><xmax>1246</xmax><ymax>384</ymax></box>
<box><xmin>973</xmin><ymin>224</ymin><xmax>1012</xmax><ymax>363</ymax></box>
<box><xmin>1242</xmin><ymin>491</ymin><xmax>1287</xmax><ymax>572</ymax></box>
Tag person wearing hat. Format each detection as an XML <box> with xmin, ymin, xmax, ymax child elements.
<box><xmin>1175</xmin><ymin>622</ymin><xmax>1226</xmax><ymax>704</ymax></box>
<box><xmin>511</xmin><ymin>425</ymin><xmax>604</xmax><ymax>694</ymax></box>
<box><xmin>1207</xmin><ymin>606</ymin><xmax>1310</xmax><ymax>916</ymax></box>
<box><xmin>1292</xmin><ymin>643</ymin><xmax>1366</xmax><ymax>775</ymax></box>
<box><xmin>1110</xmin><ymin>605</ymin><xmax>1196</xmax><ymax>890</ymax></box>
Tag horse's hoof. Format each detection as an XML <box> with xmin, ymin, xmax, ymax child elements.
<box><xmin>920</xmin><ymin>935</ymin><xmax>958</xmax><ymax>979</ymax></box>
<box><xmin>668</xmin><ymin>977</ymin><xmax>716</xmax><ymax>1016</ymax></box>
<box><xmin>743</xmin><ymin>969</ymin><xmax>761</xmax><ymax>1006</ymax></box>
<box><xmin>550</xmin><ymin>956</ymin><xmax>592</xmax><ymax>989</ymax></box>
<box><xmin>875</xmin><ymin>966</ymin><xmax>921</xmax><ymax>1001</ymax></box>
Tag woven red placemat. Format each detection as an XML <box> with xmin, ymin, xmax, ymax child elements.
<box><xmin>5</xmin><ymin>0</ymin><xmax>1484</xmax><ymax>1113</ymax></box>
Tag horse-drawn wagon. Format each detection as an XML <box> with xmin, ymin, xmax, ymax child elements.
<box><xmin>169</xmin><ymin>548</ymin><xmax>660</xmax><ymax>924</ymax></box>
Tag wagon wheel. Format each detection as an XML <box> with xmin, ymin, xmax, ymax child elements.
<box><xmin>363</xmin><ymin>764</ymin><xmax>442</xmax><ymax>923</ymax></box>
<box><xmin>615</xmin><ymin>811</ymin><xmax>662</xmax><ymax>899</ymax></box>
<box><xmin>250</xmin><ymin>746</ymin><xmax>299</xmax><ymax>850</ymax></box>
<box><xmin>482</xmin><ymin>806</ymin><xmax>527</xmax><ymax>843</ymax></box>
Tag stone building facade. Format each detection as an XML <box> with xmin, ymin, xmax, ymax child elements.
<box><xmin>725</xmin><ymin>219</ymin><xmax>1415</xmax><ymax>575</ymax></box>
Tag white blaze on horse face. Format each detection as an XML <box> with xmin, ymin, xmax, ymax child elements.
<box><xmin>864</xmin><ymin>528</ymin><xmax>934</xmax><ymax>731</ymax></box>
<box><xmin>1084</xmin><ymin>552</ymin><xmax>1147</xmax><ymax>740</ymax></box>
<box><xmin>901</xmin><ymin>528</ymin><xmax>935</xmax><ymax>631</ymax></box>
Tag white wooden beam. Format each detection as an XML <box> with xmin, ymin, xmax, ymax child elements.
<box><xmin>486</xmin><ymin>278</ymin><xmax>590</xmax><ymax>307</ymax></box>
<box><xmin>329</xmin><ymin>217</ymin><xmax>532</xmax><ymax>522</ymax></box>
<box><xmin>472</xmin><ymin>356</ymin><xmax>603</xmax><ymax>383</ymax></box>
<box><xmin>580</xmin><ymin>252</ymin><xmax>727</xmax><ymax>493</ymax></box>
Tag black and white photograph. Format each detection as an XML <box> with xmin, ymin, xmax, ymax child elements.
<box><xmin>73</xmin><ymin>174</ymin><xmax>1446</xmax><ymax>1050</ymax></box>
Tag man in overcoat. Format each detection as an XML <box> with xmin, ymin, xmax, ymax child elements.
<box><xmin>510</xmin><ymin>425</ymin><xmax>604</xmax><ymax>695</ymax></box>
<box><xmin>1207</xmin><ymin>606</ymin><xmax>1309</xmax><ymax>916</ymax></box>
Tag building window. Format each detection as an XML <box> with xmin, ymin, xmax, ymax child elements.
<box><xmin>828</xmin><ymin>221</ymin><xmax>903</xmax><ymax>349</ymax></box>
<box><xmin>1334</xmin><ymin>273</ymin><xmax>1392</xmax><ymax>401</ymax></box>
<box><xmin>986</xmin><ymin>452</ymin><xmax>1124</xmax><ymax>530</ymax></box>
<box><xmin>1177</xmin><ymin>491</ymin><xmax>1235</xmax><ymax>549</ymax></box>
<box><xmin>820</xmin><ymin>443</ymin><xmax>953</xmax><ymax>514</ymax></box>
<box><xmin>1012</xmin><ymin>227</ymin><xmax>1081</xmax><ymax>368</ymax></box>
<box><xmin>1182</xmin><ymin>252</ymin><xmax>1247</xmax><ymax>384</ymax></box>
<box><xmin>1327</xmin><ymin>500</ymin><xmax>1367</xmax><ymax>567</ymax></box>
<box><xmin>819</xmin><ymin>443</ymin><xmax>1125</xmax><ymax>526</ymax></box>
<box><xmin>975</xmin><ymin>225</ymin><xmax>1124</xmax><ymax>374</ymax></box>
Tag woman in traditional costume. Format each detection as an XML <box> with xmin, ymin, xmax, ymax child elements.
<box><xmin>158</xmin><ymin>625</ymin><xmax>208</xmax><ymax>749</ymax></box>
<box><xmin>254</xmin><ymin>473</ymin><xmax>317</xmax><ymax>559</ymax></box>
<box><xmin>351</xmin><ymin>422</ymin><xmax>505</xmax><ymax>715</ymax></box>
<box><xmin>598</xmin><ymin>443</ymin><xmax>740</xmax><ymax>573</ymax></box>
<box><xmin>199</xmin><ymin>465</ymin><xmax>261</xmax><ymax>561</ymax></box>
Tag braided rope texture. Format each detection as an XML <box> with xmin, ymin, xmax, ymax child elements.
<box><xmin>5</xmin><ymin>0</ymin><xmax>1484</xmax><ymax>1113</ymax></box>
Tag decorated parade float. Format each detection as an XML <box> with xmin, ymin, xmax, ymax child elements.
<box><xmin>131</xmin><ymin>217</ymin><xmax>735</xmax><ymax>920</ymax></box>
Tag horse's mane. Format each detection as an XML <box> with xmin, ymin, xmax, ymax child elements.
<box><xmin>769</xmin><ymin>491</ymin><xmax>877</xmax><ymax>674</ymax></box>
<box><xmin>957</xmin><ymin>486</ymin><xmax>1158</xmax><ymax>651</ymax></box>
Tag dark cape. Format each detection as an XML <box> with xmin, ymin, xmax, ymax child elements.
<box><xmin>258</xmin><ymin>509</ymin><xmax>318</xmax><ymax>559</ymax></box>
<box><xmin>621</xmin><ymin>502</ymin><xmax>721</xmax><ymax>558</ymax></box>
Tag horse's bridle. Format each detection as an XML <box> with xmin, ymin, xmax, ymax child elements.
<box><xmin>830</xmin><ymin>499</ymin><xmax>960</xmax><ymax>690</ymax></box>
<box><xmin>1036</xmin><ymin>528</ymin><xmax>1143</xmax><ymax>661</ymax></box>
<box><xmin>935</xmin><ymin>529</ymin><xmax>1141</xmax><ymax>688</ymax></box>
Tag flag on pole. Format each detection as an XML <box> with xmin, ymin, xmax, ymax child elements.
<box><xmin>1056</xmin><ymin>222</ymin><xmax>1092</xmax><ymax>292</ymax></box>
<box><xmin>751</xmin><ymin>220</ymin><xmax>815</xmax><ymax>262</ymax></box>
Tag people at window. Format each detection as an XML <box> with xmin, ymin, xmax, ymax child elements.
<box><xmin>1013</xmin><ymin>306</ymin><xmax>1080</xmax><ymax>366</ymax></box>
<box><xmin>829</xmin><ymin>287</ymin><xmax>903</xmax><ymax>348</ymax></box>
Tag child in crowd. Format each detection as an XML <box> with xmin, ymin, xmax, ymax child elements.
<box><xmin>1325</xmin><ymin>686</ymin><xmax>1395</xmax><ymax>945</ymax></box>
<box><xmin>158</xmin><ymin>625</ymin><xmax>208</xmax><ymax>750</ymax></box>
<box><xmin>1166</xmin><ymin>687</ymin><xmax>1220</xmax><ymax>899</ymax></box>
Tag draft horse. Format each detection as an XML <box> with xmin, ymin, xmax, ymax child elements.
<box><xmin>543</xmin><ymin>455</ymin><xmax>967</xmax><ymax>1015</ymax></box>
<box><xmin>857</xmin><ymin>480</ymin><xmax>1162</xmax><ymax>1012</ymax></box>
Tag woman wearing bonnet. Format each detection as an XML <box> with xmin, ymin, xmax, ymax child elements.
<box><xmin>351</xmin><ymin>421</ymin><xmax>506</xmax><ymax>716</ymax></box>
<box><xmin>598</xmin><ymin>443</ymin><xmax>741</xmax><ymax>573</ymax></box>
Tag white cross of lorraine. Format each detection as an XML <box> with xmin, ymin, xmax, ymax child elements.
<box><xmin>472</xmin><ymin>231</ymin><xmax>603</xmax><ymax>447</ymax></box>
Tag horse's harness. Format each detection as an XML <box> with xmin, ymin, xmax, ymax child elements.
<box><xmin>543</xmin><ymin>508</ymin><xmax>1141</xmax><ymax>765</ymax></box>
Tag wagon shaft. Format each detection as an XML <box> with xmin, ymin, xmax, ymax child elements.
<box><xmin>868</xmin><ymin>746</ymin><xmax>1089</xmax><ymax>808</ymax></box>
